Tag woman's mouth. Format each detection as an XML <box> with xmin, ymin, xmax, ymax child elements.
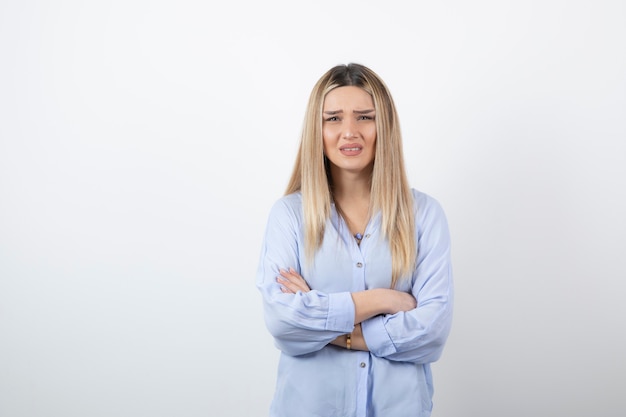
<box><xmin>339</xmin><ymin>144</ymin><xmax>363</xmax><ymax>156</ymax></box>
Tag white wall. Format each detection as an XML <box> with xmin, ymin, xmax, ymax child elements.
<box><xmin>1</xmin><ymin>1</ymin><xmax>624</xmax><ymax>416</ymax></box>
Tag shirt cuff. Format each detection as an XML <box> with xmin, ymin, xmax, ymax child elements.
<box><xmin>361</xmin><ymin>315</ymin><xmax>397</xmax><ymax>357</ymax></box>
<box><xmin>325</xmin><ymin>291</ymin><xmax>355</xmax><ymax>333</ymax></box>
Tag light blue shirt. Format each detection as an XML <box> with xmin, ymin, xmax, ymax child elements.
<box><xmin>256</xmin><ymin>189</ymin><xmax>454</xmax><ymax>417</ymax></box>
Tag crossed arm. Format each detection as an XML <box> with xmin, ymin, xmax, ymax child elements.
<box><xmin>276</xmin><ymin>267</ymin><xmax>417</xmax><ymax>351</ymax></box>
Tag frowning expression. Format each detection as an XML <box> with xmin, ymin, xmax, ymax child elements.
<box><xmin>322</xmin><ymin>86</ymin><xmax>377</xmax><ymax>175</ymax></box>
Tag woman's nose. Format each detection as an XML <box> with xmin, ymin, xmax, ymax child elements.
<box><xmin>342</xmin><ymin>119</ymin><xmax>357</xmax><ymax>139</ymax></box>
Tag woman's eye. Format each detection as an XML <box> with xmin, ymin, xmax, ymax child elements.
<box><xmin>325</xmin><ymin>116</ymin><xmax>339</xmax><ymax>122</ymax></box>
<box><xmin>358</xmin><ymin>115</ymin><xmax>373</xmax><ymax>121</ymax></box>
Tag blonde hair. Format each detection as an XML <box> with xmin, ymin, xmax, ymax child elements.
<box><xmin>285</xmin><ymin>63</ymin><xmax>416</xmax><ymax>287</ymax></box>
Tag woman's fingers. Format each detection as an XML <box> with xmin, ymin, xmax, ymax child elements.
<box><xmin>277</xmin><ymin>268</ymin><xmax>311</xmax><ymax>293</ymax></box>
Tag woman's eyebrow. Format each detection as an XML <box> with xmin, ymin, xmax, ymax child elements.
<box><xmin>323</xmin><ymin>109</ymin><xmax>375</xmax><ymax>115</ymax></box>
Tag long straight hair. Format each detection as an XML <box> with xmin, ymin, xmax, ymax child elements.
<box><xmin>285</xmin><ymin>63</ymin><xmax>416</xmax><ymax>287</ymax></box>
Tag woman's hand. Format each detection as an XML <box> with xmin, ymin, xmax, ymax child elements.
<box><xmin>385</xmin><ymin>289</ymin><xmax>417</xmax><ymax>315</ymax></box>
<box><xmin>277</xmin><ymin>268</ymin><xmax>311</xmax><ymax>293</ymax></box>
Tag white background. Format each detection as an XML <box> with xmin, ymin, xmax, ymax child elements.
<box><xmin>1</xmin><ymin>1</ymin><xmax>625</xmax><ymax>416</ymax></box>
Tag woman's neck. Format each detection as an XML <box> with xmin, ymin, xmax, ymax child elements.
<box><xmin>330</xmin><ymin>169</ymin><xmax>372</xmax><ymax>243</ymax></box>
<box><xmin>331</xmin><ymin>177</ymin><xmax>370</xmax><ymax>205</ymax></box>
<box><xmin>329</xmin><ymin>165</ymin><xmax>372</xmax><ymax>204</ymax></box>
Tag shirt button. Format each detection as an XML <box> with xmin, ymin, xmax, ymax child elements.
<box><xmin>356</xmin><ymin>262</ymin><xmax>363</xmax><ymax>268</ymax></box>
<box><xmin>360</xmin><ymin>362</ymin><xmax>366</xmax><ymax>368</ymax></box>
<box><xmin>365</xmin><ymin>234</ymin><xmax>371</xmax><ymax>238</ymax></box>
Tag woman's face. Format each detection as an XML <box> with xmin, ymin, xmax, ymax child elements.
<box><xmin>322</xmin><ymin>86</ymin><xmax>377</xmax><ymax>175</ymax></box>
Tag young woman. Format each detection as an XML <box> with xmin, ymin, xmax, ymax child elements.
<box><xmin>256</xmin><ymin>63</ymin><xmax>454</xmax><ymax>417</ymax></box>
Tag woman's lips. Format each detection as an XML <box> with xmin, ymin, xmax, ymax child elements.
<box><xmin>339</xmin><ymin>144</ymin><xmax>363</xmax><ymax>156</ymax></box>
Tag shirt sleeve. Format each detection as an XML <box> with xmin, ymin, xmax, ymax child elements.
<box><xmin>361</xmin><ymin>193</ymin><xmax>454</xmax><ymax>363</ymax></box>
<box><xmin>256</xmin><ymin>197</ymin><xmax>355</xmax><ymax>357</ymax></box>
